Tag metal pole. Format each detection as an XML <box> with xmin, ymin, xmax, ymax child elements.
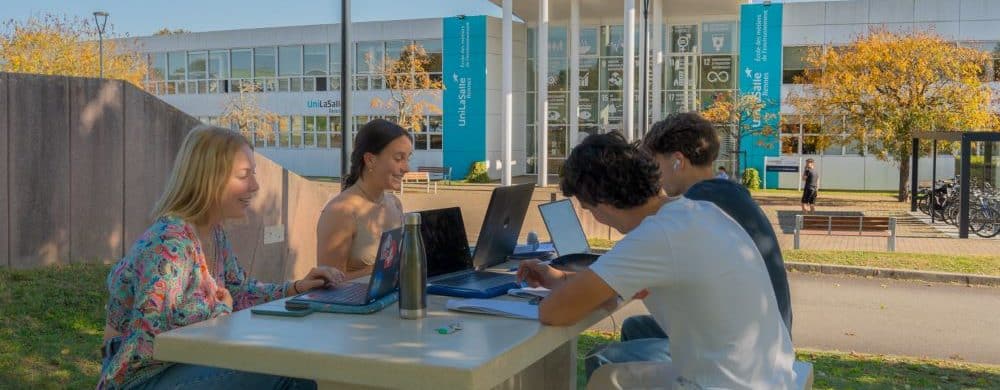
<box><xmin>651</xmin><ymin>0</ymin><xmax>663</xmax><ymax>123</ymax></box>
<box><xmin>93</xmin><ymin>11</ymin><xmax>109</xmax><ymax>79</ymax></box>
<box><xmin>639</xmin><ymin>0</ymin><xmax>651</xmax><ymax>136</ymax></box>
<box><xmin>910</xmin><ymin>137</ymin><xmax>919</xmax><ymax>212</ymax></box>
<box><xmin>623</xmin><ymin>0</ymin><xmax>636</xmax><ymax>141</ymax></box>
<box><xmin>569</xmin><ymin>0</ymin><xmax>580</xmax><ymax>147</ymax></box>
<box><xmin>502</xmin><ymin>0</ymin><xmax>513</xmax><ymax>186</ymax></box>
<box><xmin>98</xmin><ymin>34</ymin><xmax>104</xmax><ymax>79</ymax></box>
<box><xmin>341</xmin><ymin>0</ymin><xmax>354</xmax><ymax>180</ymax></box>
<box><xmin>537</xmin><ymin>0</ymin><xmax>549</xmax><ymax>186</ymax></box>
<box><xmin>931</xmin><ymin>140</ymin><xmax>937</xmax><ymax>223</ymax></box>
<box><xmin>959</xmin><ymin>137</ymin><xmax>971</xmax><ymax>238</ymax></box>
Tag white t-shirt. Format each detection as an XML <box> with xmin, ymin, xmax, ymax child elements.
<box><xmin>590</xmin><ymin>197</ymin><xmax>796</xmax><ymax>389</ymax></box>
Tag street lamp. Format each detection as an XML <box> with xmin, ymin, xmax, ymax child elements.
<box><xmin>93</xmin><ymin>11</ymin><xmax>109</xmax><ymax>79</ymax></box>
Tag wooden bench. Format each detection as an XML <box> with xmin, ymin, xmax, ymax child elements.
<box><xmin>400</xmin><ymin>171</ymin><xmax>432</xmax><ymax>194</ymax></box>
<box><xmin>417</xmin><ymin>166</ymin><xmax>452</xmax><ymax>183</ymax></box>
<box><xmin>794</xmin><ymin>214</ymin><xmax>897</xmax><ymax>251</ymax></box>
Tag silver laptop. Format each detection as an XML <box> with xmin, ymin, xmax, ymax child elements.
<box><xmin>538</xmin><ymin>199</ymin><xmax>600</xmax><ymax>268</ymax></box>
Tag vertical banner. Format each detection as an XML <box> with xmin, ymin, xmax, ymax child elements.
<box><xmin>443</xmin><ymin>16</ymin><xmax>487</xmax><ymax>179</ymax></box>
<box><xmin>739</xmin><ymin>3</ymin><xmax>782</xmax><ymax>187</ymax></box>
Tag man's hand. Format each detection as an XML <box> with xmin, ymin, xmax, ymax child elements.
<box><xmin>516</xmin><ymin>259</ymin><xmax>566</xmax><ymax>289</ymax></box>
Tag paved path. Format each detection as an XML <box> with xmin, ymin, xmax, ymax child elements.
<box><xmin>589</xmin><ymin>273</ymin><xmax>1000</xmax><ymax>365</ymax></box>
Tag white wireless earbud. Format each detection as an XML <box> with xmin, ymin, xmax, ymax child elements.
<box><xmin>673</xmin><ymin>160</ymin><xmax>680</xmax><ymax>172</ymax></box>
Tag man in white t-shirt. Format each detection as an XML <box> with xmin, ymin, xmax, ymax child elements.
<box><xmin>517</xmin><ymin>132</ymin><xmax>795</xmax><ymax>389</ymax></box>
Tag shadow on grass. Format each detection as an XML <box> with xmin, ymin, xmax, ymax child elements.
<box><xmin>0</xmin><ymin>263</ymin><xmax>110</xmax><ymax>389</ymax></box>
<box><xmin>577</xmin><ymin>332</ymin><xmax>1000</xmax><ymax>390</ymax></box>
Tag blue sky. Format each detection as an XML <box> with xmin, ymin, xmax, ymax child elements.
<box><xmin>1</xmin><ymin>0</ymin><xmax>504</xmax><ymax>37</ymax></box>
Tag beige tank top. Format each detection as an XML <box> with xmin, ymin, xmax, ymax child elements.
<box><xmin>346</xmin><ymin>189</ymin><xmax>403</xmax><ymax>272</ymax></box>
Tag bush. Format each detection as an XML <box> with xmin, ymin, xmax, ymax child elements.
<box><xmin>742</xmin><ymin>167</ymin><xmax>761</xmax><ymax>190</ymax></box>
<box><xmin>464</xmin><ymin>161</ymin><xmax>491</xmax><ymax>183</ymax></box>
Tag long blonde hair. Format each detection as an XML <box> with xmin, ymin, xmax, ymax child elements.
<box><xmin>152</xmin><ymin>124</ymin><xmax>251</xmax><ymax>225</ymax></box>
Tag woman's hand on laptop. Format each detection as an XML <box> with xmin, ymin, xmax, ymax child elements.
<box><xmin>516</xmin><ymin>259</ymin><xmax>567</xmax><ymax>289</ymax></box>
<box><xmin>294</xmin><ymin>266</ymin><xmax>347</xmax><ymax>293</ymax></box>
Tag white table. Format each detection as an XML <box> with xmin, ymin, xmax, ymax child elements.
<box><xmin>154</xmin><ymin>272</ymin><xmax>608</xmax><ymax>389</ymax></box>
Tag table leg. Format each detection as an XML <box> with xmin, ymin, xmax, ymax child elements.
<box><xmin>491</xmin><ymin>337</ymin><xmax>577</xmax><ymax>390</ymax></box>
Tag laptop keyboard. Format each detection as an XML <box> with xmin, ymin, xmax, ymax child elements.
<box><xmin>323</xmin><ymin>282</ymin><xmax>369</xmax><ymax>304</ymax></box>
<box><xmin>434</xmin><ymin>272</ymin><xmax>514</xmax><ymax>289</ymax></box>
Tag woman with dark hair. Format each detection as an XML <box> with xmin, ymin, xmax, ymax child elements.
<box><xmin>317</xmin><ymin>119</ymin><xmax>412</xmax><ymax>279</ymax></box>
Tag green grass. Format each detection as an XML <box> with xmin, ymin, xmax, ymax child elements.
<box><xmin>589</xmin><ymin>239</ymin><xmax>1000</xmax><ymax>277</ymax></box>
<box><xmin>578</xmin><ymin>331</ymin><xmax>1000</xmax><ymax>390</ymax></box>
<box><xmin>5</xmin><ymin>264</ymin><xmax>999</xmax><ymax>389</ymax></box>
<box><xmin>785</xmin><ymin>250</ymin><xmax>1000</xmax><ymax>276</ymax></box>
<box><xmin>0</xmin><ymin>263</ymin><xmax>110</xmax><ymax>389</ymax></box>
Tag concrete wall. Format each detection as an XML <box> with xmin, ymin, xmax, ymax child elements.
<box><xmin>1</xmin><ymin>72</ymin><xmax>622</xmax><ymax>280</ymax></box>
<box><xmin>0</xmin><ymin>72</ymin><xmax>332</xmax><ymax>284</ymax></box>
<box><xmin>775</xmin><ymin>155</ymin><xmax>958</xmax><ymax>191</ymax></box>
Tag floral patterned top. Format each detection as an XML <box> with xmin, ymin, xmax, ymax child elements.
<box><xmin>98</xmin><ymin>215</ymin><xmax>290</xmax><ymax>389</ymax></box>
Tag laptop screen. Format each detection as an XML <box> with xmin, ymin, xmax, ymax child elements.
<box><xmin>539</xmin><ymin>199</ymin><xmax>590</xmax><ymax>256</ymax></box>
<box><xmin>418</xmin><ymin>207</ymin><xmax>473</xmax><ymax>278</ymax></box>
<box><xmin>367</xmin><ymin>228</ymin><xmax>403</xmax><ymax>300</ymax></box>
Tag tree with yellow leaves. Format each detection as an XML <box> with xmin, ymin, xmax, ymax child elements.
<box><xmin>368</xmin><ymin>43</ymin><xmax>443</xmax><ymax>132</ymax></box>
<box><xmin>0</xmin><ymin>13</ymin><xmax>147</xmax><ymax>87</ymax></box>
<box><xmin>701</xmin><ymin>91</ymin><xmax>778</xmax><ymax>180</ymax></box>
<box><xmin>788</xmin><ymin>27</ymin><xmax>998</xmax><ymax>201</ymax></box>
<box><xmin>220</xmin><ymin>82</ymin><xmax>279</xmax><ymax>142</ymax></box>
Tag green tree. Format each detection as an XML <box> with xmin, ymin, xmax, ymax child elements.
<box><xmin>788</xmin><ymin>27</ymin><xmax>998</xmax><ymax>201</ymax></box>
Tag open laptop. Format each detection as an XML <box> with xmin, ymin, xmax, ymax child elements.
<box><xmin>293</xmin><ymin>228</ymin><xmax>403</xmax><ymax>306</ymax></box>
<box><xmin>421</xmin><ymin>183</ymin><xmax>535</xmax><ymax>298</ymax></box>
<box><xmin>538</xmin><ymin>199</ymin><xmax>600</xmax><ymax>269</ymax></box>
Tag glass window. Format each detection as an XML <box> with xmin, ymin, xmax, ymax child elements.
<box><xmin>167</xmin><ymin>51</ymin><xmax>186</xmax><ymax>81</ymax></box>
<box><xmin>278</xmin><ymin>46</ymin><xmax>302</xmax><ymax>76</ymax></box>
<box><xmin>187</xmin><ymin>51</ymin><xmax>207</xmax><ymax>80</ymax></box>
<box><xmin>670</xmin><ymin>25</ymin><xmax>698</xmax><ymax>53</ymax></box>
<box><xmin>208</xmin><ymin>51</ymin><xmax>229</xmax><ymax>79</ymax></box>
<box><xmin>548</xmin><ymin>27</ymin><xmax>568</xmax><ymax>59</ymax></box>
<box><xmin>414</xmin><ymin>133</ymin><xmax>428</xmax><ymax>150</ymax></box>
<box><xmin>231</xmin><ymin>49</ymin><xmax>252</xmax><ymax>78</ymax></box>
<box><xmin>357</xmin><ymin>41</ymin><xmax>384</xmax><ymax>74</ymax></box>
<box><xmin>527</xmin><ymin>28</ymin><xmax>535</xmax><ymax>59</ymax></box>
<box><xmin>330</xmin><ymin>43</ymin><xmax>342</xmax><ymax>73</ymax></box>
<box><xmin>304</xmin><ymin>45</ymin><xmax>327</xmax><ymax>76</ymax></box>
<box><xmin>150</xmin><ymin>53</ymin><xmax>167</xmax><ymax>81</ymax></box>
<box><xmin>291</xmin><ymin>115</ymin><xmax>304</xmax><ymax>147</ymax></box>
<box><xmin>547</xmin><ymin>58</ymin><xmax>568</xmax><ymax>91</ymax></box>
<box><xmin>783</xmin><ymin>46</ymin><xmax>814</xmax><ymax>84</ymax></box>
<box><xmin>254</xmin><ymin>47</ymin><xmax>276</xmax><ymax>78</ymax></box>
<box><xmin>417</xmin><ymin>39</ymin><xmax>443</xmax><ymax>73</ymax></box>
<box><xmin>428</xmin><ymin>116</ymin><xmax>442</xmax><ymax>132</ymax></box>
<box><xmin>580</xmin><ymin>58</ymin><xmax>599</xmax><ymax>91</ymax></box>
<box><xmin>304</xmin><ymin>116</ymin><xmax>315</xmax><ymax>147</ymax></box>
<box><xmin>278</xmin><ymin>117</ymin><xmax>291</xmax><ymax>147</ymax></box>
<box><xmin>548</xmin><ymin>127</ymin><xmax>567</xmax><ymax>158</ymax></box>
<box><xmin>579</xmin><ymin>27</ymin><xmax>599</xmax><ymax>57</ymax></box>
<box><xmin>429</xmin><ymin>134</ymin><xmax>443</xmax><ymax>150</ymax></box>
<box><xmin>601</xmin><ymin>25</ymin><xmax>624</xmax><ymax>57</ymax></box>
<box><xmin>386</xmin><ymin>40</ymin><xmax>411</xmax><ymax>61</ymax></box>
<box><xmin>781</xmin><ymin>135</ymin><xmax>800</xmax><ymax>155</ymax></box>
<box><xmin>802</xmin><ymin>135</ymin><xmax>821</xmax><ymax>155</ymax></box>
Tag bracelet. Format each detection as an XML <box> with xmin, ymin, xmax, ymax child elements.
<box><xmin>292</xmin><ymin>280</ymin><xmax>301</xmax><ymax>294</ymax></box>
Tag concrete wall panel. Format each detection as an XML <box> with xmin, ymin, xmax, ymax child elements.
<box><xmin>226</xmin><ymin>153</ymin><xmax>289</xmax><ymax>283</ymax></box>
<box><xmin>70</xmin><ymin>78</ymin><xmax>125</xmax><ymax>263</ymax></box>
<box><xmin>8</xmin><ymin>74</ymin><xmax>71</xmax><ymax>268</ymax></box>
<box><xmin>123</xmin><ymin>87</ymin><xmax>198</xmax><ymax>246</ymax></box>
<box><xmin>0</xmin><ymin>74</ymin><xmax>8</xmax><ymax>268</ymax></box>
<box><xmin>285</xmin><ymin>172</ymin><xmax>338</xmax><ymax>280</ymax></box>
<box><xmin>916</xmin><ymin>0</ymin><xmax>961</xmax><ymax>22</ymax></box>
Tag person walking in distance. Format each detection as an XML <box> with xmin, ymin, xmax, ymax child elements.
<box><xmin>801</xmin><ymin>158</ymin><xmax>818</xmax><ymax>214</ymax></box>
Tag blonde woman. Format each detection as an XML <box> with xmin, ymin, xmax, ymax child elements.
<box><xmin>99</xmin><ymin>125</ymin><xmax>341</xmax><ymax>389</ymax></box>
<box><xmin>317</xmin><ymin>119</ymin><xmax>411</xmax><ymax>279</ymax></box>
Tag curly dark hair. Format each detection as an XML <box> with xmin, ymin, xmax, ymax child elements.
<box><xmin>642</xmin><ymin>112</ymin><xmax>720</xmax><ymax>167</ymax></box>
<box><xmin>560</xmin><ymin>131</ymin><xmax>661</xmax><ymax>209</ymax></box>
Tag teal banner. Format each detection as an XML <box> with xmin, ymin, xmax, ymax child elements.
<box><xmin>442</xmin><ymin>16</ymin><xmax>487</xmax><ymax>179</ymax></box>
<box><xmin>739</xmin><ymin>3</ymin><xmax>782</xmax><ymax>187</ymax></box>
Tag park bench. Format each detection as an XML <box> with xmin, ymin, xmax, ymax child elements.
<box><xmin>794</xmin><ymin>214</ymin><xmax>897</xmax><ymax>252</ymax></box>
<box><xmin>399</xmin><ymin>166</ymin><xmax>451</xmax><ymax>194</ymax></box>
